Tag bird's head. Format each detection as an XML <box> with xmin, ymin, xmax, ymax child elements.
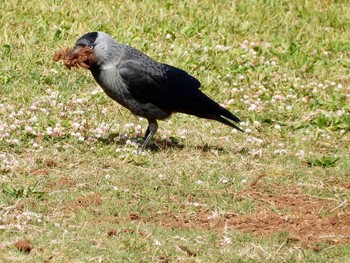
<box><xmin>73</xmin><ymin>31</ymin><xmax>119</xmax><ymax>66</ymax></box>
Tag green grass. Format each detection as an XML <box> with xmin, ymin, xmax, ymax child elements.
<box><xmin>1</xmin><ymin>0</ymin><xmax>350</xmax><ymax>262</ymax></box>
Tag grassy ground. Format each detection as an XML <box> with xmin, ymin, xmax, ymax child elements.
<box><xmin>1</xmin><ymin>0</ymin><xmax>350</xmax><ymax>262</ymax></box>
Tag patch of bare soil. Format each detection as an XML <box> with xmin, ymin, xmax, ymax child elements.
<box><xmin>44</xmin><ymin>159</ymin><xmax>58</xmax><ymax>167</ymax></box>
<box><xmin>69</xmin><ymin>193</ymin><xmax>102</xmax><ymax>209</ymax></box>
<box><xmin>46</xmin><ymin>177</ymin><xmax>77</xmax><ymax>190</ymax></box>
<box><xmin>225</xmin><ymin>193</ymin><xmax>350</xmax><ymax>245</ymax></box>
<box><xmin>144</xmin><ymin>181</ymin><xmax>350</xmax><ymax>246</ymax></box>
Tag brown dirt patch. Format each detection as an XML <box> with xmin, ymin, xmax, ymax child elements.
<box><xmin>107</xmin><ymin>229</ymin><xmax>117</xmax><ymax>237</ymax></box>
<box><xmin>69</xmin><ymin>193</ymin><xmax>102</xmax><ymax>209</ymax></box>
<box><xmin>44</xmin><ymin>159</ymin><xmax>58</xmax><ymax>167</ymax></box>
<box><xmin>143</xmin><ymin>184</ymin><xmax>350</xmax><ymax>246</ymax></box>
<box><xmin>231</xmin><ymin>177</ymin><xmax>350</xmax><ymax>245</ymax></box>
<box><xmin>14</xmin><ymin>240</ymin><xmax>33</xmax><ymax>253</ymax></box>
<box><xmin>53</xmin><ymin>46</ymin><xmax>96</xmax><ymax>69</ymax></box>
<box><xmin>129</xmin><ymin>212</ymin><xmax>141</xmax><ymax>221</ymax></box>
<box><xmin>29</xmin><ymin>169</ymin><xmax>50</xmax><ymax>176</ymax></box>
<box><xmin>46</xmin><ymin>177</ymin><xmax>77</xmax><ymax>190</ymax></box>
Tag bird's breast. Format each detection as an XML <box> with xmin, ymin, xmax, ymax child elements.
<box><xmin>94</xmin><ymin>69</ymin><xmax>130</xmax><ymax>105</ymax></box>
<box><xmin>91</xmin><ymin>67</ymin><xmax>170</xmax><ymax>120</ymax></box>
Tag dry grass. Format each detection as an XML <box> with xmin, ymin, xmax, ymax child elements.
<box><xmin>1</xmin><ymin>0</ymin><xmax>350</xmax><ymax>262</ymax></box>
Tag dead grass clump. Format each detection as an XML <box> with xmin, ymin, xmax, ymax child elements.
<box><xmin>130</xmin><ymin>212</ymin><xmax>141</xmax><ymax>221</ymax></box>
<box><xmin>53</xmin><ymin>46</ymin><xmax>96</xmax><ymax>69</ymax></box>
<box><xmin>14</xmin><ymin>240</ymin><xmax>33</xmax><ymax>253</ymax></box>
<box><xmin>71</xmin><ymin>193</ymin><xmax>102</xmax><ymax>208</ymax></box>
<box><xmin>107</xmin><ymin>229</ymin><xmax>117</xmax><ymax>237</ymax></box>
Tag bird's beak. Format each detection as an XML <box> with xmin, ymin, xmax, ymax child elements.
<box><xmin>72</xmin><ymin>45</ymin><xmax>83</xmax><ymax>56</ymax></box>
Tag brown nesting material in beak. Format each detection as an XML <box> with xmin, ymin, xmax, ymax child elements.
<box><xmin>53</xmin><ymin>46</ymin><xmax>96</xmax><ymax>69</ymax></box>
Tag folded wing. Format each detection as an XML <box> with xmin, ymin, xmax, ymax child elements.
<box><xmin>118</xmin><ymin>60</ymin><xmax>242</xmax><ymax>131</ymax></box>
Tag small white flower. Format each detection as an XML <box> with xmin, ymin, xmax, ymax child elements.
<box><xmin>219</xmin><ymin>178</ymin><xmax>229</xmax><ymax>184</ymax></box>
<box><xmin>253</xmin><ymin>121</ymin><xmax>261</xmax><ymax>127</ymax></box>
<box><xmin>295</xmin><ymin>150</ymin><xmax>305</xmax><ymax>157</ymax></box>
<box><xmin>227</xmin><ymin>99</ymin><xmax>234</xmax><ymax>105</ymax></box>
<box><xmin>91</xmin><ymin>89</ymin><xmax>99</xmax><ymax>95</ymax></box>
<box><xmin>72</xmin><ymin>122</ymin><xmax>80</xmax><ymax>130</ymax></box>
<box><xmin>53</xmin><ymin>127</ymin><xmax>60</xmax><ymax>134</ymax></box>
<box><xmin>241</xmin><ymin>179</ymin><xmax>248</xmax><ymax>185</ymax></box>
<box><xmin>25</xmin><ymin>126</ymin><xmax>33</xmax><ymax>133</ymax></box>
<box><xmin>274</xmin><ymin>149</ymin><xmax>288</xmax><ymax>155</ymax></box>
<box><xmin>248</xmin><ymin>104</ymin><xmax>257</xmax><ymax>111</ymax></box>
<box><xmin>29</xmin><ymin>105</ymin><xmax>37</xmax><ymax>112</ymax></box>
<box><xmin>196</xmin><ymin>180</ymin><xmax>205</xmax><ymax>185</ymax></box>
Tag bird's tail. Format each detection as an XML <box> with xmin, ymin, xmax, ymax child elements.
<box><xmin>186</xmin><ymin>95</ymin><xmax>244</xmax><ymax>132</ymax></box>
<box><xmin>201</xmin><ymin>107</ymin><xmax>243</xmax><ymax>132</ymax></box>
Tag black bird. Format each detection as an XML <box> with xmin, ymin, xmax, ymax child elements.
<box><xmin>72</xmin><ymin>32</ymin><xmax>242</xmax><ymax>151</ymax></box>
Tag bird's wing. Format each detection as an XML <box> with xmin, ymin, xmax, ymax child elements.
<box><xmin>118</xmin><ymin>59</ymin><xmax>242</xmax><ymax>130</ymax></box>
<box><xmin>118</xmin><ymin>60</ymin><xmax>202</xmax><ymax>110</ymax></box>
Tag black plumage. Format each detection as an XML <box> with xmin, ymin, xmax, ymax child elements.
<box><xmin>73</xmin><ymin>32</ymin><xmax>242</xmax><ymax>150</ymax></box>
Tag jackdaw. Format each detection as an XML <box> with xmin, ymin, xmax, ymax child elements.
<box><xmin>72</xmin><ymin>32</ymin><xmax>242</xmax><ymax>151</ymax></box>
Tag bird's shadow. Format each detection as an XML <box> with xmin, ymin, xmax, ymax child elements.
<box><xmin>194</xmin><ymin>144</ymin><xmax>226</xmax><ymax>153</ymax></box>
<box><xmin>96</xmin><ymin>133</ymin><xmax>231</xmax><ymax>153</ymax></box>
<box><xmin>149</xmin><ymin>138</ymin><xmax>185</xmax><ymax>152</ymax></box>
<box><xmin>96</xmin><ymin>133</ymin><xmax>185</xmax><ymax>152</ymax></box>
<box><xmin>147</xmin><ymin>141</ymin><xmax>227</xmax><ymax>153</ymax></box>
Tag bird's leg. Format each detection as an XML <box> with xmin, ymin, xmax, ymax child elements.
<box><xmin>144</xmin><ymin>125</ymin><xmax>150</xmax><ymax>139</ymax></box>
<box><xmin>140</xmin><ymin>120</ymin><xmax>158</xmax><ymax>151</ymax></box>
